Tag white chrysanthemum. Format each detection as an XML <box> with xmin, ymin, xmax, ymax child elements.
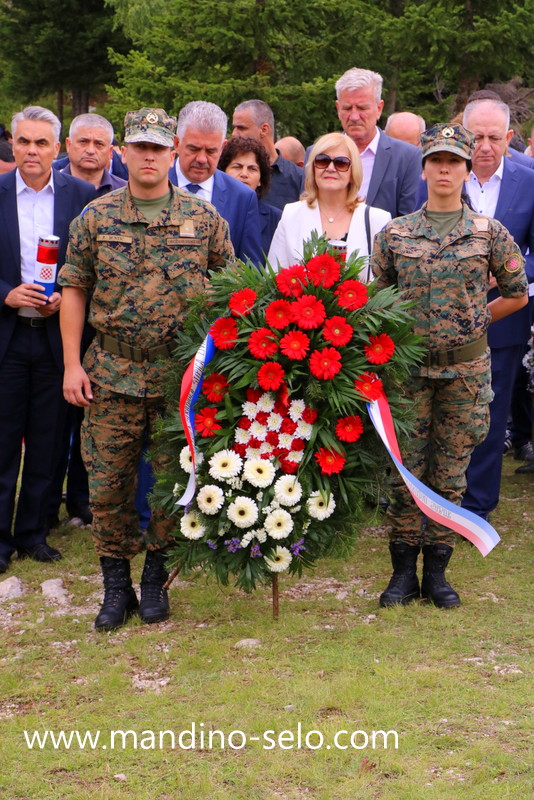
<box><xmin>235</xmin><ymin>428</ymin><xmax>251</xmax><ymax>444</ymax></box>
<box><xmin>307</xmin><ymin>490</ymin><xmax>336</xmax><ymax>520</ymax></box>
<box><xmin>296</xmin><ymin>420</ymin><xmax>313</xmax><ymax>440</ymax></box>
<box><xmin>288</xmin><ymin>399</ymin><xmax>306</xmax><ymax>422</ymax></box>
<box><xmin>209</xmin><ymin>449</ymin><xmax>243</xmax><ymax>480</ymax></box>
<box><xmin>249</xmin><ymin>528</ymin><xmax>267</xmax><ymax>543</ymax></box>
<box><xmin>257</xmin><ymin>392</ymin><xmax>275</xmax><ymax>412</ymax></box>
<box><xmin>250</xmin><ymin>421</ymin><xmax>268</xmax><ymax>441</ymax></box>
<box><xmin>246</xmin><ymin>448</ymin><xmax>261</xmax><ymax>460</ymax></box>
<box><xmin>179</xmin><ymin>446</ymin><xmax>203</xmax><ymax>473</ymax></box>
<box><xmin>266</xmin><ymin>413</ymin><xmax>283</xmax><ymax>431</ymax></box>
<box><xmin>286</xmin><ymin>450</ymin><xmax>304</xmax><ymax>463</ymax></box>
<box><xmin>196</xmin><ymin>485</ymin><xmax>224</xmax><ymax>515</ymax></box>
<box><xmin>172</xmin><ymin>482</ymin><xmax>181</xmax><ymax>496</ymax></box>
<box><xmin>227</xmin><ymin>496</ymin><xmax>259</xmax><ymax>528</ymax></box>
<box><xmin>264</xmin><ymin>508</ymin><xmax>293</xmax><ymax>539</ymax></box>
<box><xmin>259</xmin><ymin>442</ymin><xmax>274</xmax><ymax>455</ymax></box>
<box><xmin>278</xmin><ymin>432</ymin><xmax>293</xmax><ymax>449</ymax></box>
<box><xmin>243</xmin><ymin>458</ymin><xmax>276</xmax><ymax>488</ymax></box>
<box><xmin>180</xmin><ymin>511</ymin><xmax>206</xmax><ymax>539</ymax></box>
<box><xmin>242</xmin><ymin>401</ymin><xmax>258</xmax><ymax>419</ymax></box>
<box><xmin>241</xmin><ymin>531</ymin><xmax>254</xmax><ymax>547</ymax></box>
<box><xmin>274</xmin><ymin>475</ymin><xmax>303</xmax><ymax>506</ymax></box>
<box><xmin>265</xmin><ymin>546</ymin><xmax>292</xmax><ymax>573</ymax></box>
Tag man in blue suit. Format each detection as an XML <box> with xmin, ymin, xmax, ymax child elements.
<box><xmin>460</xmin><ymin>99</ymin><xmax>534</xmax><ymax>520</ymax></box>
<box><xmin>334</xmin><ymin>68</ymin><xmax>421</xmax><ymax>218</ymax></box>
<box><xmin>0</xmin><ymin>106</ymin><xmax>95</xmax><ymax>572</ymax></box>
<box><xmin>169</xmin><ymin>101</ymin><xmax>263</xmax><ymax>265</ymax></box>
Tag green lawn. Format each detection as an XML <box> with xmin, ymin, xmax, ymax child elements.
<box><xmin>0</xmin><ymin>456</ymin><xmax>532</xmax><ymax>799</ymax></box>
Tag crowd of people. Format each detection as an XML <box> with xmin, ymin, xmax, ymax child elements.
<box><xmin>0</xmin><ymin>67</ymin><xmax>531</xmax><ymax>630</ymax></box>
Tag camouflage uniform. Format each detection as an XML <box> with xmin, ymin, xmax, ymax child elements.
<box><xmin>372</xmin><ymin>203</ymin><xmax>528</xmax><ymax>546</ymax></box>
<box><xmin>59</xmin><ymin>184</ymin><xmax>234</xmax><ymax>557</ymax></box>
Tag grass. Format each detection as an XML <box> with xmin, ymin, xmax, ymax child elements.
<box><xmin>0</xmin><ymin>456</ymin><xmax>532</xmax><ymax>799</ymax></box>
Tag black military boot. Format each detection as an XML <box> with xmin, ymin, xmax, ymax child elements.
<box><xmin>94</xmin><ymin>557</ymin><xmax>139</xmax><ymax>631</ymax></box>
<box><xmin>379</xmin><ymin>542</ymin><xmax>420</xmax><ymax>607</ymax></box>
<box><xmin>139</xmin><ymin>550</ymin><xmax>170</xmax><ymax>624</ymax></box>
<box><xmin>421</xmin><ymin>544</ymin><xmax>460</xmax><ymax>608</ymax></box>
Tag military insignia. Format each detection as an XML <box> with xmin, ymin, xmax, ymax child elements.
<box><xmin>474</xmin><ymin>218</ymin><xmax>489</xmax><ymax>232</ymax></box>
<box><xmin>179</xmin><ymin>220</ymin><xmax>196</xmax><ymax>237</ymax></box>
<box><xmin>146</xmin><ymin>112</ymin><xmax>159</xmax><ymax>124</ymax></box>
<box><xmin>442</xmin><ymin>126</ymin><xmax>455</xmax><ymax>138</ymax></box>
<box><xmin>505</xmin><ymin>256</ymin><xmax>521</xmax><ymax>273</ymax></box>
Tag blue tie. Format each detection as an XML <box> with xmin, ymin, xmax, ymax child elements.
<box><xmin>185</xmin><ymin>183</ymin><xmax>201</xmax><ymax>194</ymax></box>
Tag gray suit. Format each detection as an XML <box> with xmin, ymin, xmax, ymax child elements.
<box><xmin>366</xmin><ymin>130</ymin><xmax>421</xmax><ymax>218</ymax></box>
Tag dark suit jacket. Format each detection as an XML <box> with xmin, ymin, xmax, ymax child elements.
<box><xmin>169</xmin><ymin>165</ymin><xmax>263</xmax><ymax>265</ymax></box>
<box><xmin>0</xmin><ymin>169</ymin><xmax>96</xmax><ymax>369</ymax></box>
<box><xmin>509</xmin><ymin>147</ymin><xmax>534</xmax><ymax>170</ymax></box>
<box><xmin>366</xmin><ymin>131</ymin><xmax>421</xmax><ymax>218</ymax></box>
<box><xmin>54</xmin><ymin>150</ymin><xmax>129</xmax><ymax>180</ymax></box>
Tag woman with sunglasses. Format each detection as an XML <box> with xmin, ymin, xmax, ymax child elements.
<box><xmin>267</xmin><ymin>132</ymin><xmax>390</xmax><ymax>279</ymax></box>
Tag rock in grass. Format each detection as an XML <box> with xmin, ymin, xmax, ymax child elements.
<box><xmin>234</xmin><ymin>638</ymin><xmax>261</xmax><ymax>650</ymax></box>
<box><xmin>0</xmin><ymin>576</ymin><xmax>23</xmax><ymax>601</ymax></box>
<box><xmin>41</xmin><ymin>578</ymin><xmax>69</xmax><ymax>605</ymax></box>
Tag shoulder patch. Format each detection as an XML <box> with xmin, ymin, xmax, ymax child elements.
<box><xmin>504</xmin><ymin>255</ymin><xmax>521</xmax><ymax>273</ymax></box>
<box><xmin>473</xmin><ymin>217</ymin><xmax>489</xmax><ymax>232</ymax></box>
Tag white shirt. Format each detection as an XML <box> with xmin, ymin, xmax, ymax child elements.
<box><xmin>16</xmin><ymin>168</ymin><xmax>55</xmax><ymax>317</ymax></box>
<box><xmin>359</xmin><ymin>128</ymin><xmax>381</xmax><ymax>202</ymax></box>
<box><xmin>465</xmin><ymin>158</ymin><xmax>504</xmax><ymax>218</ymax></box>
<box><xmin>174</xmin><ymin>161</ymin><xmax>214</xmax><ymax>203</ymax></box>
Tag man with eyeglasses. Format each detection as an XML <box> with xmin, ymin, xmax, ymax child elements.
<box><xmin>459</xmin><ymin>99</ymin><xmax>534</xmax><ymax>518</ymax></box>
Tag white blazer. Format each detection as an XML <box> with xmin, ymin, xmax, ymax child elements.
<box><xmin>267</xmin><ymin>200</ymin><xmax>391</xmax><ymax>282</ymax></box>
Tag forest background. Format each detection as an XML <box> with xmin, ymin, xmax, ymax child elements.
<box><xmin>2</xmin><ymin>0</ymin><xmax>534</xmax><ymax>146</ymax></box>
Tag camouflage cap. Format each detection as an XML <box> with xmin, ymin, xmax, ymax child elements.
<box><xmin>420</xmin><ymin>123</ymin><xmax>474</xmax><ymax>161</ymax></box>
<box><xmin>123</xmin><ymin>108</ymin><xmax>176</xmax><ymax>147</ymax></box>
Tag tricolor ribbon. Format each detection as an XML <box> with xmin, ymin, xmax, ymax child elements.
<box><xmin>175</xmin><ymin>332</ymin><xmax>217</xmax><ymax>506</ymax></box>
<box><xmin>367</xmin><ymin>393</ymin><xmax>500</xmax><ymax>556</ymax></box>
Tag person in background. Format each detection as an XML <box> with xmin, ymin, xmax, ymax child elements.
<box><xmin>275</xmin><ymin>136</ymin><xmax>305</xmax><ymax>168</ymax></box>
<box><xmin>385</xmin><ymin>112</ymin><xmax>426</xmax><ymax>148</ymax></box>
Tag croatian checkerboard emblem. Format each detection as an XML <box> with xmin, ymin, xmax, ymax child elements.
<box><xmin>38</xmin><ymin>266</ymin><xmax>53</xmax><ymax>280</ymax></box>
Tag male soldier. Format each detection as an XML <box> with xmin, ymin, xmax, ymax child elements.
<box><xmin>232</xmin><ymin>100</ymin><xmax>304</xmax><ymax>210</ymax></box>
<box><xmin>372</xmin><ymin>124</ymin><xmax>528</xmax><ymax>609</ymax></box>
<box><xmin>59</xmin><ymin>108</ymin><xmax>234</xmax><ymax>630</ymax></box>
<box><xmin>384</xmin><ymin>112</ymin><xmax>426</xmax><ymax>148</ymax></box>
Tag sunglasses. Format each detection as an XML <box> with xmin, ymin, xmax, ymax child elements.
<box><xmin>314</xmin><ymin>154</ymin><xmax>351</xmax><ymax>172</ymax></box>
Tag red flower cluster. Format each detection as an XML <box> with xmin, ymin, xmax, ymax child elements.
<box><xmin>210</xmin><ymin>317</ymin><xmax>238</xmax><ymax>349</ymax></box>
<box><xmin>202</xmin><ymin>372</ymin><xmax>229</xmax><ymax>402</ymax></box>
<box><xmin>364</xmin><ymin>333</ymin><xmax>395</xmax><ymax>364</ymax></box>
<box><xmin>228</xmin><ymin>288</ymin><xmax>257</xmax><ymax>317</ymax></box>
<box><xmin>354</xmin><ymin>372</ymin><xmax>384</xmax><ymax>401</ymax></box>
<box><xmin>323</xmin><ymin>316</ymin><xmax>353</xmax><ymax>347</ymax></box>
<box><xmin>315</xmin><ymin>447</ymin><xmax>346</xmax><ymax>475</ymax></box>
<box><xmin>248</xmin><ymin>328</ymin><xmax>279</xmax><ymax>360</ymax></box>
<box><xmin>291</xmin><ymin>295</ymin><xmax>327</xmax><ymax>330</ymax></box>
<box><xmin>280</xmin><ymin>330</ymin><xmax>310</xmax><ymax>360</ymax></box>
<box><xmin>195</xmin><ymin>407</ymin><xmax>222</xmax><ymax>437</ymax></box>
<box><xmin>265</xmin><ymin>300</ymin><xmax>293</xmax><ymax>329</ymax></box>
<box><xmin>336</xmin><ymin>415</ymin><xmax>364</xmax><ymax>443</ymax></box>
<box><xmin>309</xmin><ymin>347</ymin><xmax>342</xmax><ymax>380</ymax></box>
<box><xmin>257</xmin><ymin>362</ymin><xmax>285</xmax><ymax>391</ymax></box>
<box><xmin>334</xmin><ymin>279</ymin><xmax>368</xmax><ymax>311</ymax></box>
<box><xmin>275</xmin><ymin>264</ymin><xmax>307</xmax><ymax>297</ymax></box>
<box><xmin>305</xmin><ymin>253</ymin><xmax>341</xmax><ymax>288</ymax></box>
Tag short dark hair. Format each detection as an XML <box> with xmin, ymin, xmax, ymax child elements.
<box><xmin>422</xmin><ymin>154</ymin><xmax>472</xmax><ymax>172</ymax></box>
<box><xmin>0</xmin><ymin>139</ymin><xmax>14</xmax><ymax>162</ymax></box>
<box><xmin>218</xmin><ymin>136</ymin><xmax>272</xmax><ymax>198</ymax></box>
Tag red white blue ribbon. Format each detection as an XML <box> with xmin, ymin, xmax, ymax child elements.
<box><xmin>176</xmin><ymin>332</ymin><xmax>217</xmax><ymax>506</ymax></box>
<box><xmin>367</xmin><ymin>393</ymin><xmax>500</xmax><ymax>556</ymax></box>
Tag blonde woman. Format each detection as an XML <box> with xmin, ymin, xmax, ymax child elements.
<box><xmin>267</xmin><ymin>132</ymin><xmax>391</xmax><ymax>280</ymax></box>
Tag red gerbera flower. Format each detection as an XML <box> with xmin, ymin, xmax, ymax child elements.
<box><xmin>279</xmin><ymin>458</ymin><xmax>299</xmax><ymax>474</ymax></box>
<box><xmin>315</xmin><ymin>446</ymin><xmax>346</xmax><ymax>475</ymax></box>
<box><xmin>248</xmin><ymin>327</ymin><xmax>279</xmax><ymax>360</ymax></box>
<box><xmin>228</xmin><ymin>287</ymin><xmax>257</xmax><ymax>317</ymax></box>
<box><xmin>265</xmin><ymin>299</ymin><xmax>293</xmax><ymax>329</ymax></box>
<box><xmin>302</xmin><ymin>406</ymin><xmax>318</xmax><ymax>424</ymax></box>
<box><xmin>202</xmin><ymin>372</ymin><xmax>229</xmax><ymax>402</ymax></box>
<box><xmin>291</xmin><ymin>295</ymin><xmax>327</xmax><ymax>330</ymax></box>
<box><xmin>336</xmin><ymin>415</ymin><xmax>364</xmax><ymax>443</ymax></box>
<box><xmin>280</xmin><ymin>418</ymin><xmax>298</xmax><ymax>435</ymax></box>
<box><xmin>257</xmin><ymin>362</ymin><xmax>285</xmax><ymax>391</ymax></box>
<box><xmin>309</xmin><ymin>347</ymin><xmax>343</xmax><ymax>380</ymax></box>
<box><xmin>246</xmin><ymin>388</ymin><xmax>263</xmax><ymax>402</ymax></box>
<box><xmin>279</xmin><ymin>330</ymin><xmax>310</xmax><ymax>360</ymax></box>
<box><xmin>334</xmin><ymin>279</ymin><xmax>368</xmax><ymax>311</ymax></box>
<box><xmin>275</xmin><ymin>264</ymin><xmax>307</xmax><ymax>297</ymax></box>
<box><xmin>210</xmin><ymin>317</ymin><xmax>238</xmax><ymax>349</ymax></box>
<box><xmin>323</xmin><ymin>316</ymin><xmax>354</xmax><ymax>347</ymax></box>
<box><xmin>194</xmin><ymin>407</ymin><xmax>221</xmax><ymax>437</ymax></box>
<box><xmin>364</xmin><ymin>333</ymin><xmax>396</xmax><ymax>364</ymax></box>
<box><xmin>354</xmin><ymin>372</ymin><xmax>384</xmax><ymax>401</ymax></box>
<box><xmin>277</xmin><ymin>384</ymin><xmax>290</xmax><ymax>409</ymax></box>
<box><xmin>305</xmin><ymin>253</ymin><xmax>341</xmax><ymax>288</ymax></box>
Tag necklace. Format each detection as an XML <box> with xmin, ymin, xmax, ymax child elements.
<box><xmin>320</xmin><ymin>205</ymin><xmax>346</xmax><ymax>224</ymax></box>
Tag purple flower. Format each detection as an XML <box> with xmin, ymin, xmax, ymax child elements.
<box><xmin>206</xmin><ymin>540</ymin><xmax>218</xmax><ymax>550</ymax></box>
<box><xmin>250</xmin><ymin>544</ymin><xmax>263</xmax><ymax>558</ymax></box>
<box><xmin>226</xmin><ymin>537</ymin><xmax>242</xmax><ymax>553</ymax></box>
<box><xmin>291</xmin><ymin>537</ymin><xmax>306</xmax><ymax>555</ymax></box>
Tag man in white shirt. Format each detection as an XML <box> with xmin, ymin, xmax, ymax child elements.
<box><xmin>0</xmin><ymin>106</ymin><xmax>95</xmax><ymax>572</ymax></box>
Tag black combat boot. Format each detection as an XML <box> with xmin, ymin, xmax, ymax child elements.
<box><xmin>94</xmin><ymin>556</ymin><xmax>139</xmax><ymax>631</ymax></box>
<box><xmin>139</xmin><ymin>550</ymin><xmax>170</xmax><ymax>624</ymax></box>
<box><xmin>421</xmin><ymin>544</ymin><xmax>460</xmax><ymax>608</ymax></box>
<box><xmin>379</xmin><ymin>542</ymin><xmax>420</xmax><ymax>607</ymax></box>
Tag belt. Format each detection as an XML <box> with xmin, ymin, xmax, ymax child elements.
<box><xmin>96</xmin><ymin>331</ymin><xmax>175</xmax><ymax>363</ymax></box>
<box><xmin>422</xmin><ymin>333</ymin><xmax>488</xmax><ymax>367</ymax></box>
<box><xmin>18</xmin><ymin>316</ymin><xmax>46</xmax><ymax>328</ymax></box>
